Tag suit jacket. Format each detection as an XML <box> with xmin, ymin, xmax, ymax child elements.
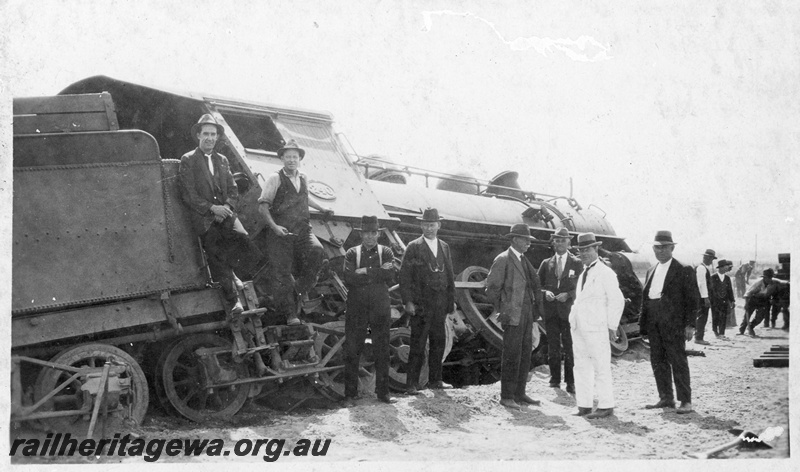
<box><xmin>538</xmin><ymin>252</ymin><xmax>583</xmax><ymax>318</ymax></box>
<box><xmin>570</xmin><ymin>260</ymin><xmax>624</xmax><ymax>333</ymax></box>
<box><xmin>640</xmin><ymin>258</ymin><xmax>700</xmax><ymax>334</ymax></box>
<box><xmin>709</xmin><ymin>274</ymin><xmax>734</xmax><ymax>310</ymax></box>
<box><xmin>486</xmin><ymin>248</ymin><xmax>543</xmax><ymax>326</ymax></box>
<box><xmin>399</xmin><ymin>237</ymin><xmax>455</xmax><ymax>311</ymax></box>
<box><xmin>178</xmin><ymin>148</ymin><xmax>239</xmax><ymax>235</ymax></box>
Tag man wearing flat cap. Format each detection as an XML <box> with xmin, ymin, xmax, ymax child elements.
<box><xmin>342</xmin><ymin>216</ymin><xmax>396</xmax><ymax>404</ymax></box>
<box><xmin>258</xmin><ymin>138</ymin><xmax>333</xmax><ymax>325</ymax></box>
<box><xmin>486</xmin><ymin>223</ymin><xmax>544</xmax><ymax>410</ymax></box>
<box><xmin>569</xmin><ymin>233</ymin><xmax>624</xmax><ymax>418</ymax></box>
<box><xmin>640</xmin><ymin>231</ymin><xmax>699</xmax><ymax>414</ymax></box>
<box><xmin>709</xmin><ymin>259</ymin><xmax>735</xmax><ymax>340</ymax></box>
<box><xmin>399</xmin><ymin>208</ymin><xmax>456</xmax><ymax>394</ymax></box>
<box><xmin>693</xmin><ymin>249</ymin><xmax>717</xmax><ymax>345</ymax></box>
<box><xmin>537</xmin><ymin>227</ymin><xmax>583</xmax><ymax>394</ymax></box>
<box><xmin>179</xmin><ymin>114</ymin><xmax>257</xmax><ymax>315</ymax></box>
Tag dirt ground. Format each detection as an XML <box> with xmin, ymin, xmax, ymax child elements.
<box><xmin>10</xmin><ymin>302</ymin><xmax>793</xmax><ymax>465</ymax></box>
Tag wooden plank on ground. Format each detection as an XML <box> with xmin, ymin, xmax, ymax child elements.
<box><xmin>754</xmin><ymin>357</ymin><xmax>789</xmax><ymax>368</ymax></box>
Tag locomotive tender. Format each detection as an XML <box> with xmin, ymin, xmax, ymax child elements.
<box><xmin>11</xmin><ymin>76</ymin><xmax>649</xmax><ymax>434</ymax></box>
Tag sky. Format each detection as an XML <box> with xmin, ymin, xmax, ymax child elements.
<box><xmin>1</xmin><ymin>0</ymin><xmax>798</xmax><ymax>265</ymax></box>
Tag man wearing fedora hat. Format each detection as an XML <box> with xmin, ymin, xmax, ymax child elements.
<box><xmin>693</xmin><ymin>249</ymin><xmax>717</xmax><ymax>345</ymax></box>
<box><xmin>537</xmin><ymin>227</ymin><xmax>583</xmax><ymax>394</ymax></box>
<box><xmin>399</xmin><ymin>208</ymin><xmax>456</xmax><ymax>394</ymax></box>
<box><xmin>179</xmin><ymin>114</ymin><xmax>258</xmax><ymax>315</ymax></box>
<box><xmin>258</xmin><ymin>138</ymin><xmax>333</xmax><ymax>325</ymax></box>
<box><xmin>640</xmin><ymin>230</ymin><xmax>699</xmax><ymax>414</ymax></box>
<box><xmin>342</xmin><ymin>216</ymin><xmax>397</xmax><ymax>404</ymax></box>
<box><xmin>709</xmin><ymin>259</ymin><xmax>735</xmax><ymax>340</ymax></box>
<box><xmin>568</xmin><ymin>233</ymin><xmax>624</xmax><ymax>419</ymax></box>
<box><xmin>486</xmin><ymin>223</ymin><xmax>544</xmax><ymax>410</ymax></box>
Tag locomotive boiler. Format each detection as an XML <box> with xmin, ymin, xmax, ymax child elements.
<box><xmin>10</xmin><ymin>76</ymin><xmax>650</xmax><ymax>434</ymax></box>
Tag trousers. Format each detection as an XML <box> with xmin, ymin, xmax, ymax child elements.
<box><xmin>572</xmin><ymin>327</ymin><xmax>614</xmax><ymax>409</ymax></box>
<box><xmin>344</xmin><ymin>285</ymin><xmax>390</xmax><ymax>398</ymax></box>
<box><xmin>695</xmin><ymin>304</ymin><xmax>710</xmax><ymax>340</ymax></box>
<box><xmin>543</xmin><ymin>307</ymin><xmax>574</xmax><ymax>385</ymax></box>
<box><xmin>500</xmin><ymin>297</ymin><xmax>533</xmax><ymax>400</ymax></box>
<box><xmin>406</xmin><ymin>294</ymin><xmax>449</xmax><ymax>388</ymax></box>
<box><xmin>711</xmin><ymin>304</ymin><xmax>728</xmax><ymax>336</ymax></box>
<box><xmin>261</xmin><ymin>225</ymin><xmax>324</xmax><ymax>315</ymax></box>
<box><xmin>646</xmin><ymin>300</ymin><xmax>691</xmax><ymax>403</ymax></box>
<box><xmin>201</xmin><ymin>217</ymin><xmax>258</xmax><ymax>302</ymax></box>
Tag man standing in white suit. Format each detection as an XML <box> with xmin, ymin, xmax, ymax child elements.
<box><xmin>569</xmin><ymin>233</ymin><xmax>624</xmax><ymax>419</ymax></box>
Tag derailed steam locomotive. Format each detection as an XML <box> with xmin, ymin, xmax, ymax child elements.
<box><xmin>11</xmin><ymin>76</ymin><xmax>651</xmax><ymax>434</ymax></box>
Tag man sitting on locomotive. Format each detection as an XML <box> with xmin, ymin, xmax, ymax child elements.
<box><xmin>258</xmin><ymin>139</ymin><xmax>333</xmax><ymax>326</ymax></box>
<box><xmin>178</xmin><ymin>114</ymin><xmax>259</xmax><ymax>315</ymax></box>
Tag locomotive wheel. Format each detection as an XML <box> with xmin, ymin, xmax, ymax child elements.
<box><xmin>456</xmin><ymin>266</ymin><xmax>504</xmax><ymax>349</ymax></box>
<box><xmin>313</xmin><ymin>321</ymin><xmax>375</xmax><ymax>401</ymax></box>
<box><xmin>160</xmin><ymin>334</ymin><xmax>250</xmax><ymax>422</ymax></box>
<box><xmin>388</xmin><ymin>327</ymin><xmax>428</xmax><ymax>391</ymax></box>
<box><xmin>153</xmin><ymin>337</ymin><xmax>182</xmax><ymax>417</ymax></box>
<box><xmin>610</xmin><ymin>326</ymin><xmax>629</xmax><ymax>357</ymax></box>
<box><xmin>34</xmin><ymin>343</ymin><xmax>149</xmax><ymax>432</ymax></box>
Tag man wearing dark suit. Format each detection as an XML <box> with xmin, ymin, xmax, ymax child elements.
<box><xmin>710</xmin><ymin>259</ymin><xmax>735</xmax><ymax>339</ymax></box>
<box><xmin>640</xmin><ymin>230</ymin><xmax>699</xmax><ymax>414</ymax></box>
<box><xmin>178</xmin><ymin>114</ymin><xmax>255</xmax><ymax>314</ymax></box>
<box><xmin>486</xmin><ymin>223</ymin><xmax>544</xmax><ymax>410</ymax></box>
<box><xmin>538</xmin><ymin>227</ymin><xmax>583</xmax><ymax>394</ymax></box>
<box><xmin>399</xmin><ymin>208</ymin><xmax>456</xmax><ymax>394</ymax></box>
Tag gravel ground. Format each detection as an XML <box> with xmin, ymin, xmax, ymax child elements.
<box><xmin>10</xmin><ymin>302</ymin><xmax>793</xmax><ymax>466</ymax></box>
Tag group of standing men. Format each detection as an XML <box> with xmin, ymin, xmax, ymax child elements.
<box><xmin>488</xmin><ymin>228</ymin><xmax>700</xmax><ymax>417</ymax></box>
<box><xmin>177</xmin><ymin>113</ymin><xmax>785</xmax><ymax>415</ymax></box>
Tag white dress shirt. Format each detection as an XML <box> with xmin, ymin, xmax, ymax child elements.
<box><xmin>423</xmin><ymin>236</ymin><xmax>439</xmax><ymax>258</ymax></box>
<box><xmin>648</xmin><ymin>258</ymin><xmax>673</xmax><ymax>299</ymax></box>
<box><xmin>205</xmin><ymin>154</ymin><xmax>215</xmax><ymax>176</ymax></box>
<box><xmin>695</xmin><ymin>263</ymin><xmax>714</xmax><ymax>298</ymax></box>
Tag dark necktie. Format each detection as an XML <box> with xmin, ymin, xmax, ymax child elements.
<box><xmin>581</xmin><ymin>262</ymin><xmax>595</xmax><ymax>290</ymax></box>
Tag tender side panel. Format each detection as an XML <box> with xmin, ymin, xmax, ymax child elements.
<box><xmin>13</xmin><ymin>92</ymin><xmax>119</xmax><ymax>134</ymax></box>
<box><xmin>12</xmin><ymin>132</ymin><xmax>207</xmax><ymax>315</ymax></box>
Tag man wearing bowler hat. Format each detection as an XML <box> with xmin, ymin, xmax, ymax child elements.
<box><xmin>342</xmin><ymin>216</ymin><xmax>396</xmax><ymax>405</ymax></box>
<box><xmin>693</xmin><ymin>249</ymin><xmax>717</xmax><ymax>345</ymax></box>
<box><xmin>640</xmin><ymin>231</ymin><xmax>699</xmax><ymax>414</ymax></box>
<box><xmin>178</xmin><ymin>114</ymin><xmax>258</xmax><ymax>315</ymax></box>
<box><xmin>569</xmin><ymin>233</ymin><xmax>624</xmax><ymax>418</ymax></box>
<box><xmin>486</xmin><ymin>223</ymin><xmax>544</xmax><ymax>410</ymax></box>
<box><xmin>537</xmin><ymin>227</ymin><xmax>583</xmax><ymax>394</ymax></box>
<box><xmin>258</xmin><ymin>138</ymin><xmax>333</xmax><ymax>325</ymax></box>
<box><xmin>399</xmin><ymin>208</ymin><xmax>456</xmax><ymax>394</ymax></box>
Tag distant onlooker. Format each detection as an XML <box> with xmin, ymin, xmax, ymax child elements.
<box><xmin>693</xmin><ymin>249</ymin><xmax>717</xmax><ymax>345</ymax></box>
<box><xmin>734</xmin><ymin>261</ymin><xmax>754</xmax><ymax>298</ymax></box>
<box><xmin>709</xmin><ymin>260</ymin><xmax>735</xmax><ymax>340</ymax></box>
